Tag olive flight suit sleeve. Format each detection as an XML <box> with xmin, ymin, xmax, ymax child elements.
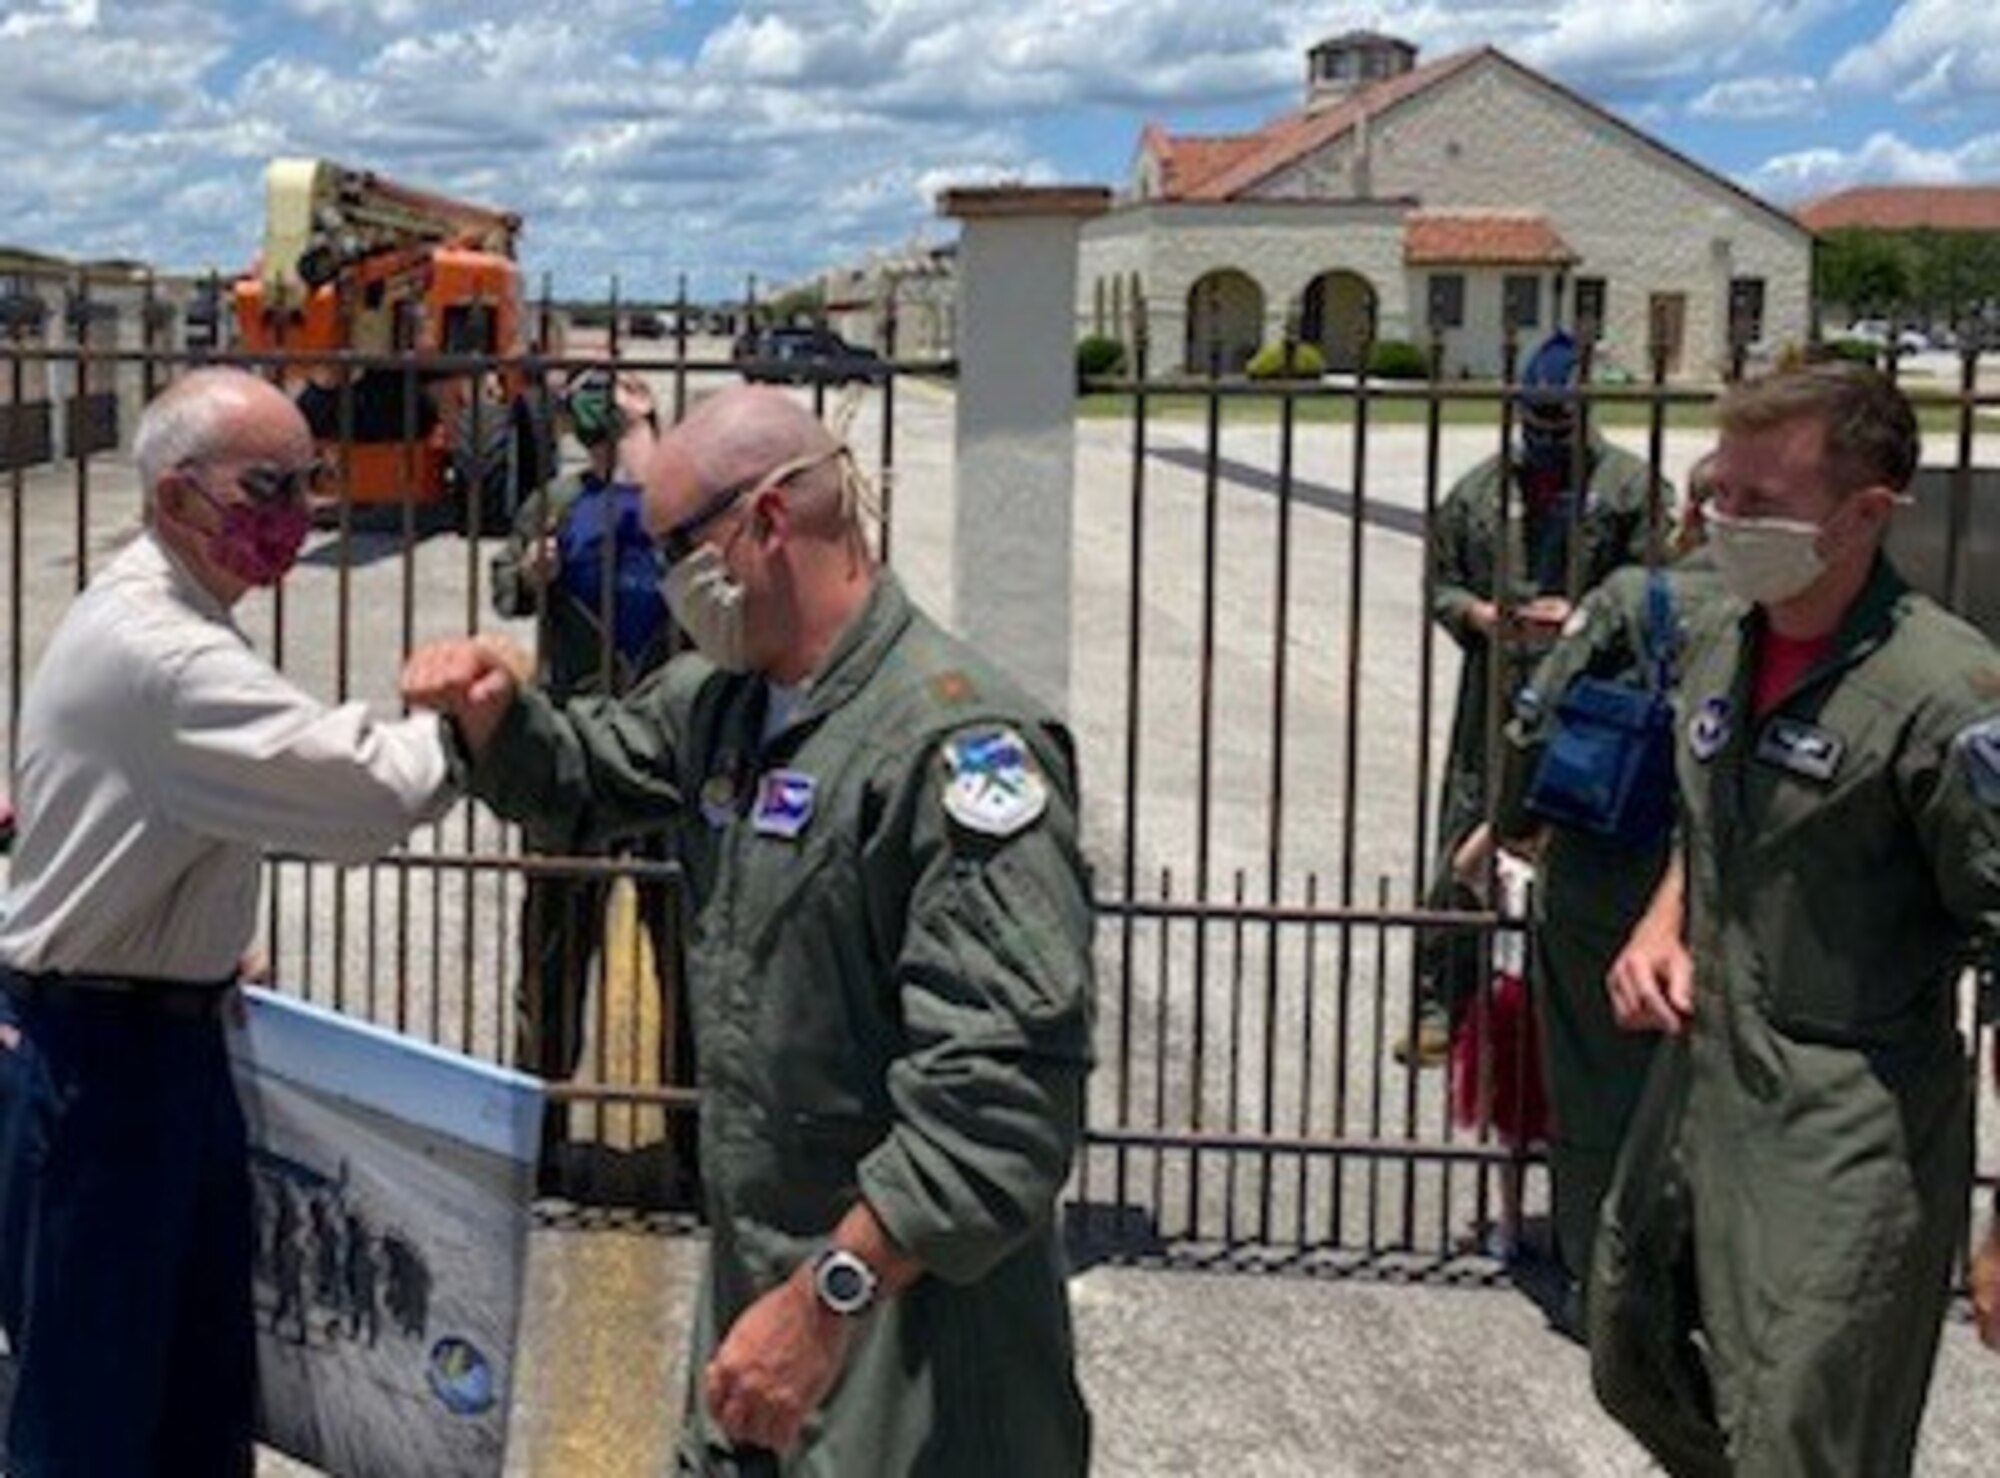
<box><xmin>1430</xmin><ymin>479</ymin><xmax>1485</xmax><ymax>645</ymax></box>
<box><xmin>462</xmin><ymin>655</ymin><xmax>706</xmax><ymax>850</ymax></box>
<box><xmin>1908</xmin><ymin>667</ymin><xmax>2000</xmax><ymax>942</ymax></box>
<box><xmin>489</xmin><ymin>476</ymin><xmax>582</xmax><ymax>621</ymax></box>
<box><xmin>857</xmin><ymin>719</ymin><xmax>1096</xmax><ymax>1286</ymax></box>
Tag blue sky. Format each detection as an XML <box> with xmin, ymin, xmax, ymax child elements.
<box><xmin>1</xmin><ymin>1</ymin><xmax>1996</xmax><ymax>300</ymax></box>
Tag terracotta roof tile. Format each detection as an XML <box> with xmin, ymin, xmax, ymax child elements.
<box><xmin>1153</xmin><ymin>133</ymin><xmax>1264</xmax><ymax>198</ymax></box>
<box><xmin>1178</xmin><ymin>47</ymin><xmax>1487</xmax><ymax>201</ymax></box>
<box><xmin>1404</xmin><ymin>212</ymin><xmax>1577</xmax><ymax>266</ymax></box>
<box><xmin>1797</xmin><ymin>186</ymin><xmax>2000</xmax><ymax>233</ymax></box>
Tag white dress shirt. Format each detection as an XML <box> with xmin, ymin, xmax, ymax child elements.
<box><xmin>0</xmin><ymin>532</ymin><xmax>455</xmax><ymax>982</ymax></box>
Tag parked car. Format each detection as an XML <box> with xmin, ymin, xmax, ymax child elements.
<box><xmin>733</xmin><ymin>326</ymin><xmax>888</xmax><ymax>385</ymax></box>
<box><xmin>1842</xmin><ymin>320</ymin><xmax>1929</xmax><ymax>356</ymax></box>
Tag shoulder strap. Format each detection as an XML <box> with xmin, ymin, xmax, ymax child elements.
<box><xmin>1642</xmin><ymin>567</ymin><xmax>1678</xmax><ymax>694</ymax></box>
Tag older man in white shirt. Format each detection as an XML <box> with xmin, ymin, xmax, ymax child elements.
<box><xmin>0</xmin><ymin>367</ymin><xmax>455</xmax><ymax>1476</ymax></box>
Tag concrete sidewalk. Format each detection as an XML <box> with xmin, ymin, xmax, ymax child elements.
<box><xmin>270</xmin><ymin>1214</ymin><xmax>1998</xmax><ymax>1476</ymax></box>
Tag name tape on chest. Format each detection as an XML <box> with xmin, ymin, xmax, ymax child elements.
<box><xmin>1753</xmin><ymin>717</ymin><xmax>1844</xmax><ymax>784</ymax></box>
<box><xmin>941</xmin><ymin>726</ymin><xmax>1048</xmax><ymax>838</ymax></box>
<box><xmin>1961</xmin><ymin>716</ymin><xmax>2000</xmax><ymax>808</ymax></box>
<box><xmin>751</xmin><ymin>769</ymin><xmax>817</xmax><ymax>839</ymax></box>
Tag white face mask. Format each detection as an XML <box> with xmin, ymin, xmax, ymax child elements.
<box><xmin>662</xmin><ymin>543</ymin><xmax>751</xmax><ymax>671</ymax></box>
<box><xmin>1705</xmin><ymin>508</ymin><xmax>1826</xmax><ymax>606</ymax></box>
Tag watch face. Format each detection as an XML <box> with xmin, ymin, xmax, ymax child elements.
<box><xmin>824</xmin><ymin>1261</ymin><xmax>867</xmax><ymax>1305</ymax></box>
<box><xmin>815</xmin><ymin>1248</ymin><xmax>877</xmax><ymax>1314</ymax></box>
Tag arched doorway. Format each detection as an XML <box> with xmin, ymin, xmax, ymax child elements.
<box><xmin>1184</xmin><ymin>270</ymin><xmax>1264</xmax><ymax>375</ymax></box>
<box><xmin>1300</xmin><ymin>271</ymin><xmax>1378</xmax><ymax>373</ymax></box>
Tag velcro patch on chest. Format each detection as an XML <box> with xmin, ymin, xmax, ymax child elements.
<box><xmin>751</xmin><ymin>769</ymin><xmax>817</xmax><ymax>839</ymax></box>
<box><xmin>941</xmin><ymin>726</ymin><xmax>1048</xmax><ymax>838</ymax></box>
<box><xmin>1959</xmin><ymin>716</ymin><xmax>2000</xmax><ymax>807</ymax></box>
<box><xmin>1753</xmin><ymin>717</ymin><xmax>1844</xmax><ymax>783</ymax></box>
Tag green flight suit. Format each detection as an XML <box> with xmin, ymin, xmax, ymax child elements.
<box><xmin>1496</xmin><ymin>555</ymin><xmax>1723</xmax><ymax>1295</ymax></box>
<box><xmin>466</xmin><ymin>571</ymin><xmax>1094</xmax><ymax>1476</ymax></box>
<box><xmin>1593</xmin><ymin>557</ymin><xmax>2000</xmax><ymax>1477</ymax></box>
<box><xmin>489</xmin><ymin>470</ymin><xmax>685</xmax><ymax>1168</ymax></box>
<box><xmin>1423</xmin><ymin>440</ymin><xmax>1668</xmax><ymax>1013</ymax></box>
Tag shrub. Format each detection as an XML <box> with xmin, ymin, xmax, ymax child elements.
<box><xmin>1075</xmin><ymin>334</ymin><xmax>1127</xmax><ymax>386</ymax></box>
<box><xmin>1819</xmin><ymin>336</ymin><xmax>1883</xmax><ymax>367</ymax></box>
<box><xmin>1244</xmin><ymin>341</ymin><xmax>1327</xmax><ymax>380</ymax></box>
<box><xmin>1365</xmin><ymin>339</ymin><xmax>1431</xmax><ymax>380</ymax></box>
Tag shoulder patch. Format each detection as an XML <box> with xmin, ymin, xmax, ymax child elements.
<box><xmin>1968</xmin><ymin>669</ymin><xmax>2000</xmax><ymax>702</ymax></box>
<box><xmin>941</xmin><ymin>725</ymin><xmax>1048</xmax><ymax>837</ymax></box>
<box><xmin>1959</xmin><ymin>716</ymin><xmax>2000</xmax><ymax>808</ymax></box>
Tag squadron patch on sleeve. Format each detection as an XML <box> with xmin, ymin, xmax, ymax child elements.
<box><xmin>941</xmin><ymin>726</ymin><xmax>1048</xmax><ymax>837</ymax></box>
<box><xmin>1959</xmin><ymin>716</ymin><xmax>2000</xmax><ymax>808</ymax></box>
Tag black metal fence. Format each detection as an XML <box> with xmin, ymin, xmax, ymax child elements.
<box><xmin>3</xmin><ymin>319</ymin><xmax>1998</xmax><ymax>1258</ymax></box>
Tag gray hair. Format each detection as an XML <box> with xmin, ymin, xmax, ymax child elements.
<box><xmin>131</xmin><ymin>368</ymin><xmax>270</xmax><ymax>506</ymax></box>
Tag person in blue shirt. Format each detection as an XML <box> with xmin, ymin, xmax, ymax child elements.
<box><xmin>489</xmin><ymin>368</ymin><xmax>691</xmax><ymax>1198</ymax></box>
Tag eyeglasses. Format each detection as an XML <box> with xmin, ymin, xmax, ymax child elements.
<box><xmin>182</xmin><ymin>458</ymin><xmax>329</xmax><ymax>507</ymax></box>
<box><xmin>655</xmin><ymin>446</ymin><xmax>845</xmax><ymax>566</ymax></box>
<box><xmin>658</xmin><ymin>481</ymin><xmax>755</xmax><ymax>567</ymax></box>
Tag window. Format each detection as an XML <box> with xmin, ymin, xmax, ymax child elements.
<box><xmin>1574</xmin><ymin>277</ymin><xmax>1607</xmax><ymax>341</ymax></box>
<box><xmin>1426</xmin><ymin>274</ymin><xmax>1465</xmax><ymax>331</ymax></box>
<box><xmin>1728</xmin><ymin>276</ymin><xmax>1766</xmax><ymax>346</ymax></box>
<box><xmin>1503</xmin><ymin>275</ymin><xmax>1540</xmax><ymax>332</ymax></box>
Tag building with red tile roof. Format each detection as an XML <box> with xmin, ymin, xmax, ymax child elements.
<box><xmin>1798</xmin><ymin>187</ymin><xmax>2000</xmax><ymax>235</ymax></box>
<box><xmin>1080</xmin><ymin>35</ymin><xmax>1811</xmax><ymax>381</ymax></box>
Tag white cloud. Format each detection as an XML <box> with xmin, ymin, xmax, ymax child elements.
<box><xmin>1830</xmin><ymin>0</ymin><xmax>2000</xmax><ymax>105</ymax></box>
<box><xmin>1688</xmin><ymin>74</ymin><xmax>1819</xmax><ymax>121</ymax></box>
<box><xmin>0</xmin><ymin>0</ymin><xmax>1993</xmax><ymax>297</ymax></box>
<box><xmin>1747</xmin><ymin>129</ymin><xmax>1989</xmax><ymax>203</ymax></box>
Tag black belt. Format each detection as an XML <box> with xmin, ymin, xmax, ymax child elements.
<box><xmin>0</xmin><ymin>967</ymin><xmax>235</xmax><ymax>1022</ymax></box>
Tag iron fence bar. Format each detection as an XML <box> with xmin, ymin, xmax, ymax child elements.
<box><xmin>1113</xmin><ymin>325</ymin><xmax>1152</xmax><ymax>1222</ymax></box>
<box><xmin>1335</xmin><ymin>375</ymin><xmax>1374</xmax><ymax>1243</ymax></box>
<box><xmin>1260</xmin><ymin>389</ymin><xmax>1298</xmax><ymax>1246</ymax></box>
<box><xmin>1368</xmin><ymin>876</ymin><xmax>1391</xmax><ymax>1254</ymax></box>
<box><xmin>1149</xmin><ymin>868</ymin><xmax>1173</xmax><ymax>1236</ymax></box>
<box><xmin>1948</xmin><ymin>351</ymin><xmax>1978</xmax><ymax>613</ymax></box>
<box><xmin>1096</xmin><ymin>896</ymin><xmax>1509</xmax><ymax>931</ymax></box>
<box><xmin>7</xmin><ymin>332</ymin><xmax>26</xmax><ymax>774</ymax></box>
<box><xmin>1225</xmin><ymin>870</ymin><xmax>1247</xmax><ymax>1245</ymax></box>
<box><xmin>1295</xmin><ymin>871</ymin><xmax>1320</xmax><ymax>1247</ymax></box>
<box><xmin>1086</xmin><ymin>1125</ymin><xmax>1527</xmax><ymax>1167</ymax></box>
<box><xmin>1187</xmin><ymin>366</ymin><xmax>1225</xmax><ymax>1242</ymax></box>
<box><xmin>69</xmin><ymin>273</ymin><xmax>90</xmax><ymax>593</ymax></box>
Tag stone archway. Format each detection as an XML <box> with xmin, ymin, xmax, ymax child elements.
<box><xmin>1184</xmin><ymin>269</ymin><xmax>1264</xmax><ymax>375</ymax></box>
<box><xmin>1300</xmin><ymin>271</ymin><xmax>1378</xmax><ymax>373</ymax></box>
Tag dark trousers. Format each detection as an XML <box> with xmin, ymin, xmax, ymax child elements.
<box><xmin>0</xmin><ymin>979</ymin><xmax>255</xmax><ymax>1477</ymax></box>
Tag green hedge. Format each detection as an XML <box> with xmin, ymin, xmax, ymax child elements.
<box><xmin>1245</xmin><ymin>341</ymin><xmax>1327</xmax><ymax>380</ymax></box>
<box><xmin>1819</xmin><ymin>337</ymin><xmax>1884</xmax><ymax>366</ymax></box>
<box><xmin>1365</xmin><ymin>339</ymin><xmax>1431</xmax><ymax>380</ymax></box>
<box><xmin>1075</xmin><ymin>334</ymin><xmax>1127</xmax><ymax>385</ymax></box>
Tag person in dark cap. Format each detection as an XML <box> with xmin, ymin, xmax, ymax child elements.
<box><xmin>1399</xmin><ymin>330</ymin><xmax>1674</xmax><ymax>1068</ymax></box>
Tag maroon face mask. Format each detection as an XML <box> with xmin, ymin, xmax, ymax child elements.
<box><xmin>183</xmin><ymin>476</ymin><xmax>314</xmax><ymax>586</ymax></box>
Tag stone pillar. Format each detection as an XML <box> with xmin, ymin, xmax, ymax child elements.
<box><xmin>938</xmin><ymin>185</ymin><xmax>1110</xmax><ymax>717</ymax></box>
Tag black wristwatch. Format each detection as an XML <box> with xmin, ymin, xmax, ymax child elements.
<box><xmin>810</xmin><ymin>1246</ymin><xmax>880</xmax><ymax>1317</ymax></box>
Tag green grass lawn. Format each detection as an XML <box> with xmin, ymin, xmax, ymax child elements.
<box><xmin>1075</xmin><ymin>383</ymin><xmax>2000</xmax><ymax>435</ymax></box>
